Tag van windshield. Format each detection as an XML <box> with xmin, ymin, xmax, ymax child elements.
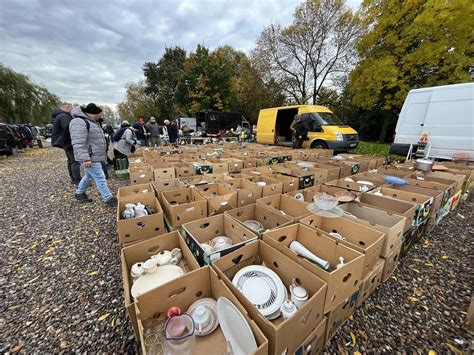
<box><xmin>303</xmin><ymin>112</ymin><xmax>344</xmax><ymax>126</ymax></box>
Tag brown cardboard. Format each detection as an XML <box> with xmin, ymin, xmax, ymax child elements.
<box><xmin>129</xmin><ymin>162</ymin><xmax>150</xmax><ymax>172</ymax></box>
<box><xmin>299</xmin><ymin>214</ymin><xmax>384</xmax><ymax>277</ymax></box>
<box><xmin>135</xmin><ymin>266</ymin><xmax>268</xmax><ymax>355</ymax></box>
<box><xmin>384</xmin><ymin>183</ymin><xmax>443</xmax><ymax>217</ymax></box>
<box><xmin>194</xmin><ymin>183</ymin><xmax>238</xmax><ymax>215</ymax></box>
<box><xmin>182</xmin><ymin>214</ymin><xmax>259</xmax><ymax>265</ymax></box>
<box><xmin>300</xmin><ymin>160</ymin><xmax>340</xmax><ymax>181</ymax></box>
<box><xmin>179</xmin><ymin>175</ymin><xmax>214</xmax><ymax>187</ymax></box>
<box><xmin>256</xmin><ymin>194</ymin><xmax>310</xmax><ymax>222</ymax></box>
<box><xmin>153</xmin><ymin>166</ymin><xmax>176</xmax><ymax>180</ymax></box>
<box><xmin>381</xmin><ymin>244</ymin><xmax>402</xmax><ymax>282</ymax></box>
<box><xmin>325</xmin><ymin>178</ymin><xmax>378</xmax><ymax>192</ymax></box>
<box><xmin>212</xmin><ymin>241</ymin><xmax>327</xmax><ymax>355</ymax></box>
<box><xmin>356</xmin><ymin>258</ymin><xmax>384</xmax><ymax>307</ymax></box>
<box><xmin>206</xmin><ymin>158</ymin><xmax>229</xmax><ymax>173</ymax></box>
<box><xmin>224</xmin><ymin>178</ymin><xmax>263</xmax><ymax>206</ymax></box>
<box><xmin>262</xmin><ymin>223</ymin><xmax>365</xmax><ymax>314</ymax></box>
<box><xmin>121</xmin><ymin>231</ymin><xmax>200</xmax><ymax>338</ymax></box>
<box><xmin>225</xmin><ymin>203</ymin><xmax>293</xmax><ymax>237</ymax></box>
<box><xmin>295</xmin><ymin>317</ymin><xmax>327</xmax><ymax>355</ymax></box>
<box><xmin>339</xmin><ymin>202</ymin><xmax>405</xmax><ymax>257</ymax></box>
<box><xmin>325</xmin><ymin>290</ymin><xmax>359</xmax><ymax>342</ymax></box>
<box><xmin>369</xmin><ymin>187</ymin><xmax>434</xmax><ymax>227</ymax></box>
<box><xmin>226</xmin><ymin>158</ymin><xmax>244</xmax><ymax>172</ymax></box>
<box><xmin>130</xmin><ymin>169</ymin><xmax>154</xmax><ymax>185</ymax></box>
<box><xmin>265</xmin><ymin>173</ymin><xmax>299</xmax><ymax>193</ymax></box>
<box><xmin>151</xmin><ymin>179</ymin><xmax>186</xmax><ymax>204</ymax></box>
<box><xmin>247</xmin><ymin>175</ymin><xmax>284</xmax><ymax>197</ymax></box>
<box><xmin>287</xmin><ymin>184</ymin><xmax>358</xmax><ymax>203</ymax></box>
<box><xmin>161</xmin><ymin>188</ymin><xmax>207</xmax><ymax>228</ymax></box>
<box><xmin>117</xmin><ymin>183</ymin><xmax>155</xmax><ymax>200</ymax></box>
<box><xmin>117</xmin><ymin>194</ymin><xmax>166</xmax><ymax>244</ymax></box>
<box><xmin>357</xmin><ymin>193</ymin><xmax>416</xmax><ymax>233</ymax></box>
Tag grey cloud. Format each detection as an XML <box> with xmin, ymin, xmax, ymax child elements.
<box><xmin>0</xmin><ymin>0</ymin><xmax>360</xmax><ymax>106</ymax></box>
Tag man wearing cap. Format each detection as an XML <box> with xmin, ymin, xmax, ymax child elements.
<box><xmin>69</xmin><ymin>103</ymin><xmax>117</xmax><ymax>206</ymax></box>
<box><xmin>145</xmin><ymin>117</ymin><xmax>161</xmax><ymax>147</ymax></box>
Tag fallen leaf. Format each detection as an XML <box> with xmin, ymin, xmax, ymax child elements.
<box><xmin>350</xmin><ymin>331</ymin><xmax>356</xmax><ymax>346</ymax></box>
<box><xmin>10</xmin><ymin>343</ymin><xmax>25</xmax><ymax>353</ymax></box>
<box><xmin>60</xmin><ymin>340</ymin><xmax>68</xmax><ymax>349</ymax></box>
<box><xmin>354</xmin><ymin>352</ymin><xmax>361</xmax><ymax>355</ymax></box>
<box><xmin>111</xmin><ymin>318</ymin><xmax>116</xmax><ymax>328</ymax></box>
<box><xmin>98</xmin><ymin>313</ymin><xmax>110</xmax><ymax>321</ymax></box>
<box><xmin>411</xmin><ymin>268</ymin><xmax>421</xmax><ymax>273</ymax></box>
<box><xmin>43</xmin><ymin>256</ymin><xmax>53</xmax><ymax>261</ymax></box>
<box><xmin>79</xmin><ymin>294</ymin><xmax>86</xmax><ymax>303</ymax></box>
<box><xmin>89</xmin><ymin>271</ymin><xmax>98</xmax><ymax>276</ymax></box>
<box><xmin>390</xmin><ymin>276</ymin><xmax>398</xmax><ymax>281</ymax></box>
<box><xmin>442</xmin><ymin>255</ymin><xmax>449</xmax><ymax>260</ymax></box>
<box><xmin>428</xmin><ymin>350</ymin><xmax>436</xmax><ymax>355</ymax></box>
<box><xmin>349</xmin><ymin>315</ymin><xmax>354</xmax><ymax>321</ymax></box>
<box><xmin>27</xmin><ymin>276</ymin><xmax>40</xmax><ymax>284</ymax></box>
<box><xmin>407</xmin><ymin>296</ymin><xmax>419</xmax><ymax>302</ymax></box>
<box><xmin>423</xmin><ymin>240</ymin><xmax>430</xmax><ymax>247</ymax></box>
<box><xmin>9</xmin><ymin>305</ymin><xmax>21</xmax><ymax>311</ymax></box>
<box><xmin>424</xmin><ymin>263</ymin><xmax>434</xmax><ymax>267</ymax></box>
<box><xmin>31</xmin><ymin>242</ymin><xmax>38</xmax><ymax>249</ymax></box>
<box><xmin>457</xmin><ymin>213</ymin><xmax>465</xmax><ymax>219</ymax></box>
<box><xmin>95</xmin><ymin>229</ymin><xmax>100</xmax><ymax>236</ymax></box>
<box><xmin>359</xmin><ymin>330</ymin><xmax>367</xmax><ymax>341</ymax></box>
<box><xmin>445</xmin><ymin>343</ymin><xmax>463</xmax><ymax>355</ymax></box>
<box><xmin>52</xmin><ymin>240</ymin><xmax>62</xmax><ymax>244</ymax></box>
<box><xmin>413</xmin><ymin>258</ymin><xmax>422</xmax><ymax>262</ymax></box>
<box><xmin>422</xmin><ymin>305</ymin><xmax>429</xmax><ymax>311</ymax></box>
<box><xmin>45</xmin><ymin>247</ymin><xmax>55</xmax><ymax>254</ymax></box>
<box><xmin>91</xmin><ymin>254</ymin><xmax>96</xmax><ymax>259</ymax></box>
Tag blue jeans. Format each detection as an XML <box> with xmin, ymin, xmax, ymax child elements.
<box><xmin>76</xmin><ymin>162</ymin><xmax>112</xmax><ymax>201</ymax></box>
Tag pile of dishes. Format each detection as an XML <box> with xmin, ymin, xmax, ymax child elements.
<box><xmin>244</xmin><ymin>220</ymin><xmax>266</xmax><ymax>233</ymax></box>
<box><xmin>200</xmin><ymin>236</ymin><xmax>233</xmax><ymax>254</ymax></box>
<box><xmin>130</xmin><ymin>248</ymin><xmax>184</xmax><ymax>299</ymax></box>
<box><xmin>122</xmin><ymin>202</ymin><xmax>156</xmax><ymax>219</ymax></box>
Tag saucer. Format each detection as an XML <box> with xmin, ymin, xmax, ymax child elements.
<box><xmin>187</xmin><ymin>298</ymin><xmax>219</xmax><ymax>336</ymax></box>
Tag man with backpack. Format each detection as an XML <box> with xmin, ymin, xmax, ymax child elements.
<box><xmin>69</xmin><ymin>103</ymin><xmax>117</xmax><ymax>206</ymax></box>
<box><xmin>52</xmin><ymin>103</ymin><xmax>82</xmax><ymax>185</ymax></box>
<box><xmin>113</xmin><ymin>120</ymin><xmax>136</xmax><ymax>170</ymax></box>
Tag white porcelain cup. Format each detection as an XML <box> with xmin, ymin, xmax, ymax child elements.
<box><xmin>192</xmin><ymin>305</ymin><xmax>210</xmax><ymax>333</ymax></box>
<box><xmin>290</xmin><ymin>282</ymin><xmax>309</xmax><ymax>309</ymax></box>
<box><xmin>143</xmin><ymin>259</ymin><xmax>158</xmax><ymax>274</ymax></box>
<box><xmin>152</xmin><ymin>250</ymin><xmax>173</xmax><ymax>265</ymax></box>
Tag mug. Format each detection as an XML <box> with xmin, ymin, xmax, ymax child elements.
<box><xmin>289</xmin><ymin>279</ymin><xmax>309</xmax><ymax>309</ymax></box>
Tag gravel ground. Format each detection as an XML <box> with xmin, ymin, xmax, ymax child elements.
<box><xmin>1</xmin><ymin>148</ymin><xmax>472</xmax><ymax>353</ymax></box>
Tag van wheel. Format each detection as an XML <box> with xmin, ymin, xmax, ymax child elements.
<box><xmin>311</xmin><ymin>141</ymin><xmax>328</xmax><ymax>149</ymax></box>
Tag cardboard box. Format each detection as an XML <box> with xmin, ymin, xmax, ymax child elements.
<box><xmin>357</xmin><ymin>193</ymin><xmax>416</xmax><ymax>233</ymax></box>
<box><xmin>130</xmin><ymin>169</ymin><xmax>154</xmax><ymax>185</ymax></box>
<box><xmin>280</xmin><ymin>167</ymin><xmax>317</xmax><ymax>189</ymax></box>
<box><xmin>256</xmin><ymin>194</ymin><xmax>310</xmax><ymax>222</ymax></box>
<box><xmin>194</xmin><ymin>183</ymin><xmax>238</xmax><ymax>215</ymax></box>
<box><xmin>225</xmin><ymin>203</ymin><xmax>294</xmax><ymax>237</ymax></box>
<box><xmin>325</xmin><ymin>178</ymin><xmax>378</xmax><ymax>192</ymax></box>
<box><xmin>325</xmin><ymin>290</ymin><xmax>359</xmax><ymax>342</ymax></box>
<box><xmin>129</xmin><ymin>161</ymin><xmax>149</xmax><ymax>172</ymax></box>
<box><xmin>135</xmin><ymin>266</ymin><xmax>268</xmax><ymax>355</ymax></box>
<box><xmin>287</xmin><ymin>184</ymin><xmax>358</xmax><ymax>203</ymax></box>
<box><xmin>174</xmin><ymin>163</ymin><xmax>195</xmax><ymax>178</ymax></box>
<box><xmin>182</xmin><ymin>214</ymin><xmax>259</xmax><ymax>265</ymax></box>
<box><xmin>206</xmin><ymin>158</ymin><xmax>229</xmax><ymax>173</ymax></box>
<box><xmin>120</xmin><ymin>231</ymin><xmax>200</xmax><ymax>338</ymax></box>
<box><xmin>117</xmin><ymin>194</ymin><xmax>166</xmax><ymax>244</ymax></box>
<box><xmin>152</xmin><ymin>179</ymin><xmax>186</xmax><ymax>204</ymax></box>
<box><xmin>161</xmin><ymin>188</ymin><xmax>207</xmax><ymax>229</ymax></box>
<box><xmin>226</xmin><ymin>158</ymin><xmax>244</xmax><ymax>172</ymax></box>
<box><xmin>212</xmin><ymin>241</ymin><xmax>327</xmax><ymax>355</ymax></box>
<box><xmin>224</xmin><ymin>178</ymin><xmax>263</xmax><ymax>206</ymax></box>
<box><xmin>263</xmin><ymin>224</ymin><xmax>364</xmax><ymax>313</ymax></box>
<box><xmin>299</xmin><ymin>160</ymin><xmax>340</xmax><ymax>181</ymax></box>
<box><xmin>384</xmin><ymin>183</ymin><xmax>443</xmax><ymax>217</ymax></box>
<box><xmin>153</xmin><ymin>166</ymin><xmax>176</xmax><ymax>180</ymax></box>
<box><xmin>247</xmin><ymin>175</ymin><xmax>283</xmax><ymax>197</ymax></box>
<box><xmin>117</xmin><ymin>183</ymin><xmax>155</xmax><ymax>200</ymax></box>
<box><xmin>369</xmin><ymin>187</ymin><xmax>434</xmax><ymax>227</ymax></box>
<box><xmin>381</xmin><ymin>244</ymin><xmax>402</xmax><ymax>282</ymax></box>
<box><xmin>265</xmin><ymin>173</ymin><xmax>299</xmax><ymax>193</ymax></box>
<box><xmin>356</xmin><ymin>258</ymin><xmax>384</xmax><ymax>307</ymax></box>
<box><xmin>299</xmin><ymin>214</ymin><xmax>384</xmax><ymax>277</ymax></box>
<box><xmin>339</xmin><ymin>202</ymin><xmax>405</xmax><ymax>257</ymax></box>
<box><xmin>295</xmin><ymin>317</ymin><xmax>327</xmax><ymax>355</ymax></box>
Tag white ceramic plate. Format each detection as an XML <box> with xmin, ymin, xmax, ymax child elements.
<box><xmin>217</xmin><ymin>297</ymin><xmax>257</xmax><ymax>355</ymax></box>
<box><xmin>356</xmin><ymin>180</ymin><xmax>374</xmax><ymax>186</ymax></box>
<box><xmin>232</xmin><ymin>265</ymin><xmax>285</xmax><ymax>318</ymax></box>
<box><xmin>131</xmin><ymin>265</ymin><xmax>184</xmax><ymax>299</ymax></box>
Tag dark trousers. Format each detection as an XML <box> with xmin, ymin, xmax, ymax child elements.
<box><xmin>113</xmin><ymin>149</ymin><xmax>129</xmax><ymax>170</ymax></box>
<box><xmin>64</xmin><ymin>148</ymin><xmax>81</xmax><ymax>184</ymax></box>
<box><xmin>295</xmin><ymin>137</ymin><xmax>304</xmax><ymax>149</ymax></box>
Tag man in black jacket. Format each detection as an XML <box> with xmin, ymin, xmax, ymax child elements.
<box><xmin>51</xmin><ymin>103</ymin><xmax>81</xmax><ymax>185</ymax></box>
<box><xmin>164</xmin><ymin>119</ymin><xmax>178</xmax><ymax>144</ymax></box>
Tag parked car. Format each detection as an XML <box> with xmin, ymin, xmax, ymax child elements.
<box><xmin>390</xmin><ymin>82</ymin><xmax>474</xmax><ymax>160</ymax></box>
<box><xmin>0</xmin><ymin>123</ymin><xmax>16</xmax><ymax>155</ymax></box>
<box><xmin>256</xmin><ymin>104</ymin><xmax>359</xmax><ymax>152</ymax></box>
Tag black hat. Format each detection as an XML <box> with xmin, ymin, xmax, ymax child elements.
<box><xmin>82</xmin><ymin>103</ymin><xmax>102</xmax><ymax>115</ymax></box>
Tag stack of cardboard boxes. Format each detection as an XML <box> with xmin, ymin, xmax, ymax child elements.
<box><xmin>116</xmin><ymin>144</ymin><xmax>471</xmax><ymax>354</ymax></box>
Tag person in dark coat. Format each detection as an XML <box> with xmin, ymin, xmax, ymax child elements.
<box><xmin>51</xmin><ymin>103</ymin><xmax>82</xmax><ymax>185</ymax></box>
<box><xmin>164</xmin><ymin>119</ymin><xmax>178</xmax><ymax>144</ymax></box>
<box><xmin>294</xmin><ymin>117</ymin><xmax>309</xmax><ymax>149</ymax></box>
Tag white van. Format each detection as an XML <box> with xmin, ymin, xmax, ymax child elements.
<box><xmin>392</xmin><ymin>83</ymin><xmax>474</xmax><ymax>161</ymax></box>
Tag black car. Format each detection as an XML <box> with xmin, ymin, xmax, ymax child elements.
<box><xmin>0</xmin><ymin>123</ymin><xmax>16</xmax><ymax>156</ymax></box>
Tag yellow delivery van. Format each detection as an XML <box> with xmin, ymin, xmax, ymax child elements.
<box><xmin>256</xmin><ymin>105</ymin><xmax>358</xmax><ymax>152</ymax></box>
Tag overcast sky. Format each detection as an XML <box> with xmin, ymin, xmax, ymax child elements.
<box><xmin>0</xmin><ymin>0</ymin><xmax>361</xmax><ymax>107</ymax></box>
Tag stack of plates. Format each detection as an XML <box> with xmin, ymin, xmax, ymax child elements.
<box><xmin>232</xmin><ymin>265</ymin><xmax>287</xmax><ymax>319</ymax></box>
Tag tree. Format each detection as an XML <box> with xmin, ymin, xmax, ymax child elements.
<box><xmin>349</xmin><ymin>0</ymin><xmax>473</xmax><ymax>142</ymax></box>
<box><xmin>117</xmin><ymin>81</ymin><xmax>157</xmax><ymax>123</ymax></box>
<box><xmin>252</xmin><ymin>0</ymin><xmax>362</xmax><ymax>104</ymax></box>
<box><xmin>0</xmin><ymin>64</ymin><xmax>60</xmax><ymax>124</ymax></box>
<box><xmin>143</xmin><ymin>46</ymin><xmax>187</xmax><ymax>119</ymax></box>
<box><xmin>100</xmin><ymin>105</ymin><xmax>116</xmax><ymax>126</ymax></box>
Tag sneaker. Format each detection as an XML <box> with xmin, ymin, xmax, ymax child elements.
<box><xmin>105</xmin><ymin>197</ymin><xmax>117</xmax><ymax>207</ymax></box>
<box><xmin>75</xmin><ymin>193</ymin><xmax>92</xmax><ymax>202</ymax></box>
